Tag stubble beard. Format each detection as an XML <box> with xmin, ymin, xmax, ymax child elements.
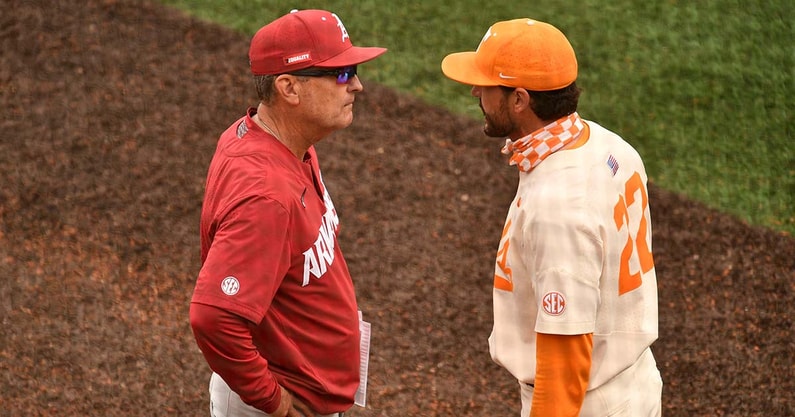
<box><xmin>481</xmin><ymin>101</ymin><xmax>514</xmax><ymax>138</ymax></box>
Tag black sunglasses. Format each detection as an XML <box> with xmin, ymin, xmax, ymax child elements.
<box><xmin>288</xmin><ymin>66</ymin><xmax>358</xmax><ymax>84</ymax></box>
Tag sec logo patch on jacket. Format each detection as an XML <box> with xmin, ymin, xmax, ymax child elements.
<box><xmin>542</xmin><ymin>291</ymin><xmax>566</xmax><ymax>316</ymax></box>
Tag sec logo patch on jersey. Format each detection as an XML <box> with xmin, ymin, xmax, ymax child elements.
<box><xmin>221</xmin><ymin>276</ymin><xmax>240</xmax><ymax>296</ymax></box>
<box><xmin>542</xmin><ymin>291</ymin><xmax>566</xmax><ymax>316</ymax></box>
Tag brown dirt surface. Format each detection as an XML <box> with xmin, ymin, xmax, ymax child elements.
<box><xmin>1</xmin><ymin>1</ymin><xmax>793</xmax><ymax>416</ymax></box>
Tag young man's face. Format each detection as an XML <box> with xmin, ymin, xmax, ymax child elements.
<box><xmin>471</xmin><ymin>85</ymin><xmax>515</xmax><ymax>138</ymax></box>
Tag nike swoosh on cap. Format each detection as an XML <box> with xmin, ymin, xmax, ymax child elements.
<box><xmin>499</xmin><ymin>72</ymin><xmax>517</xmax><ymax>79</ymax></box>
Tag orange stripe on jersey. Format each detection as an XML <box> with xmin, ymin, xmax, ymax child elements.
<box><xmin>565</xmin><ymin>122</ymin><xmax>590</xmax><ymax>150</ymax></box>
<box><xmin>530</xmin><ymin>333</ymin><xmax>593</xmax><ymax>417</ymax></box>
<box><xmin>494</xmin><ymin>219</ymin><xmax>514</xmax><ymax>291</ymax></box>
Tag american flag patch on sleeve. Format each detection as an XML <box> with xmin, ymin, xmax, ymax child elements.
<box><xmin>236</xmin><ymin>120</ymin><xmax>248</xmax><ymax>139</ymax></box>
<box><xmin>606</xmin><ymin>154</ymin><xmax>619</xmax><ymax>176</ymax></box>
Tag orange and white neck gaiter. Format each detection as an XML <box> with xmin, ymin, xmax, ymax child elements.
<box><xmin>501</xmin><ymin>112</ymin><xmax>584</xmax><ymax>172</ymax></box>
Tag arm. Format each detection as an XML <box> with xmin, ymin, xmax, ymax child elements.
<box><xmin>530</xmin><ymin>332</ymin><xmax>593</xmax><ymax>417</ymax></box>
<box><xmin>190</xmin><ymin>303</ymin><xmax>317</xmax><ymax>417</ymax></box>
<box><xmin>192</xmin><ymin>196</ymin><xmax>293</xmax><ymax>413</ymax></box>
<box><xmin>194</xmin><ymin>191</ymin><xmax>324</xmax><ymax>416</ymax></box>
<box><xmin>190</xmin><ymin>302</ymin><xmax>284</xmax><ymax>414</ymax></box>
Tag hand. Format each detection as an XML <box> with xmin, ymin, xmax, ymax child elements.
<box><xmin>272</xmin><ymin>385</ymin><xmax>316</xmax><ymax>417</ymax></box>
<box><xmin>271</xmin><ymin>385</ymin><xmax>293</xmax><ymax>417</ymax></box>
<box><xmin>288</xmin><ymin>394</ymin><xmax>315</xmax><ymax>417</ymax></box>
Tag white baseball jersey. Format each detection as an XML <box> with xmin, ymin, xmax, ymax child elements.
<box><xmin>488</xmin><ymin>120</ymin><xmax>659</xmax><ymax>390</ymax></box>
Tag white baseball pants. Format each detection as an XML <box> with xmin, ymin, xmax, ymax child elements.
<box><xmin>208</xmin><ymin>372</ymin><xmax>344</xmax><ymax>417</ymax></box>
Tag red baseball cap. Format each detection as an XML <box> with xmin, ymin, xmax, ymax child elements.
<box><xmin>249</xmin><ymin>9</ymin><xmax>387</xmax><ymax>75</ymax></box>
<box><xmin>441</xmin><ymin>18</ymin><xmax>577</xmax><ymax>91</ymax></box>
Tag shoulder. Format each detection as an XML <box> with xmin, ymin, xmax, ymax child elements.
<box><xmin>583</xmin><ymin>121</ymin><xmax>644</xmax><ymax>163</ymax></box>
<box><xmin>206</xmin><ymin>137</ymin><xmax>305</xmax><ymax>211</ymax></box>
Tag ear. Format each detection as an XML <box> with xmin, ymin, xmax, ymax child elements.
<box><xmin>509</xmin><ymin>88</ymin><xmax>532</xmax><ymax>114</ymax></box>
<box><xmin>273</xmin><ymin>75</ymin><xmax>303</xmax><ymax>105</ymax></box>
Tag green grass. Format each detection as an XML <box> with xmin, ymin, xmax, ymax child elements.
<box><xmin>160</xmin><ymin>0</ymin><xmax>794</xmax><ymax>235</ymax></box>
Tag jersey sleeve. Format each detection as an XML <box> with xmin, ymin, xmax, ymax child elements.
<box><xmin>189</xmin><ymin>302</ymin><xmax>282</xmax><ymax>413</ymax></box>
<box><xmin>525</xmin><ymin>191</ymin><xmax>603</xmax><ymax>335</ymax></box>
<box><xmin>530</xmin><ymin>333</ymin><xmax>593</xmax><ymax>417</ymax></box>
<box><xmin>192</xmin><ymin>195</ymin><xmax>292</xmax><ymax>324</ymax></box>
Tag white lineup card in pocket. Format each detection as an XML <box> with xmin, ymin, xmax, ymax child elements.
<box><xmin>354</xmin><ymin>310</ymin><xmax>371</xmax><ymax>407</ymax></box>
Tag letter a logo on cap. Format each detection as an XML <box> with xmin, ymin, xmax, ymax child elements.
<box><xmin>476</xmin><ymin>27</ymin><xmax>493</xmax><ymax>52</ymax></box>
<box><xmin>332</xmin><ymin>13</ymin><xmax>349</xmax><ymax>42</ymax></box>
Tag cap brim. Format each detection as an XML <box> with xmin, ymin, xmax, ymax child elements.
<box><xmin>318</xmin><ymin>46</ymin><xmax>388</xmax><ymax>68</ymax></box>
<box><xmin>441</xmin><ymin>52</ymin><xmax>499</xmax><ymax>86</ymax></box>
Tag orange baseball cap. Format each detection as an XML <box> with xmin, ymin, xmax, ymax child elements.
<box><xmin>441</xmin><ymin>18</ymin><xmax>577</xmax><ymax>91</ymax></box>
<box><xmin>249</xmin><ymin>9</ymin><xmax>387</xmax><ymax>75</ymax></box>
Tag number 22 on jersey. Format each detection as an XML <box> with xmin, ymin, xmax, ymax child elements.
<box><xmin>613</xmin><ymin>171</ymin><xmax>654</xmax><ymax>295</ymax></box>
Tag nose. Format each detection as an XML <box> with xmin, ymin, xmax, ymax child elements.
<box><xmin>471</xmin><ymin>85</ymin><xmax>481</xmax><ymax>97</ymax></box>
<box><xmin>348</xmin><ymin>74</ymin><xmax>364</xmax><ymax>92</ymax></box>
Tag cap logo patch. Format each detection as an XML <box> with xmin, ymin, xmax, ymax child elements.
<box><xmin>331</xmin><ymin>13</ymin><xmax>349</xmax><ymax>42</ymax></box>
<box><xmin>476</xmin><ymin>26</ymin><xmax>494</xmax><ymax>52</ymax></box>
<box><xmin>542</xmin><ymin>291</ymin><xmax>566</xmax><ymax>315</ymax></box>
<box><xmin>221</xmin><ymin>276</ymin><xmax>240</xmax><ymax>296</ymax></box>
<box><xmin>284</xmin><ymin>52</ymin><xmax>311</xmax><ymax>66</ymax></box>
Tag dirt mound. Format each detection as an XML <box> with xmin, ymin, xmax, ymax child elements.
<box><xmin>1</xmin><ymin>1</ymin><xmax>792</xmax><ymax>416</ymax></box>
